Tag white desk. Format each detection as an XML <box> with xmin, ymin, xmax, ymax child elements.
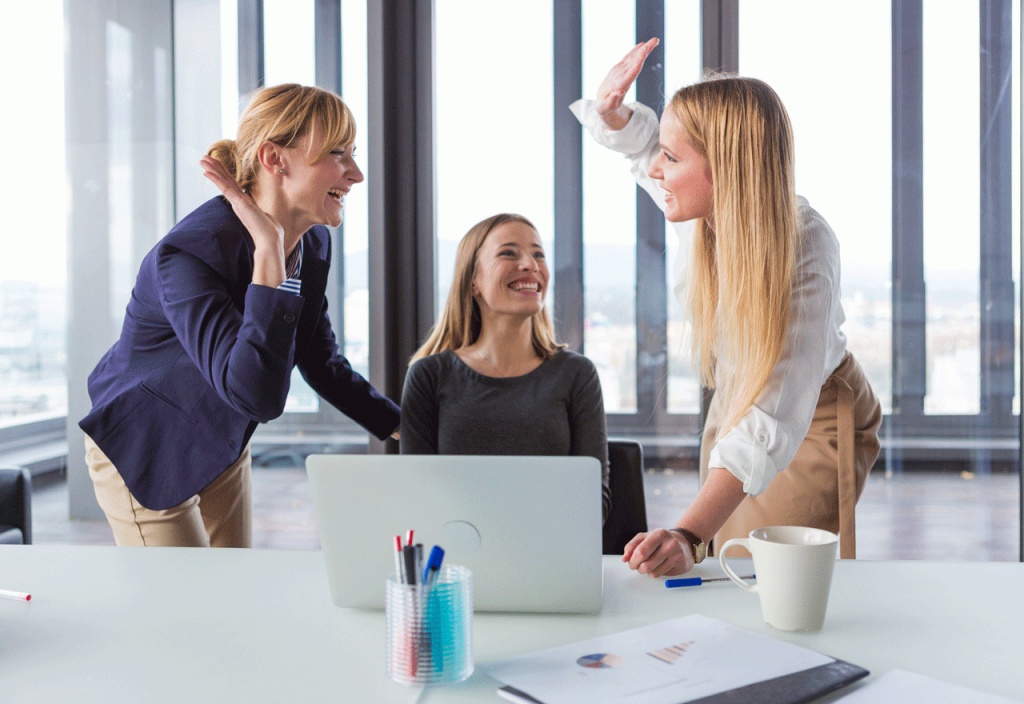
<box><xmin>1</xmin><ymin>546</ymin><xmax>1021</xmax><ymax>703</ymax></box>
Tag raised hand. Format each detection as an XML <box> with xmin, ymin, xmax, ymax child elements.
<box><xmin>594</xmin><ymin>37</ymin><xmax>659</xmax><ymax>131</ymax></box>
<box><xmin>200</xmin><ymin>155</ymin><xmax>286</xmax><ymax>287</ymax></box>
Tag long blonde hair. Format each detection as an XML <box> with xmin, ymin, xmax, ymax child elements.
<box><xmin>411</xmin><ymin>214</ymin><xmax>566</xmax><ymax>363</ymax></box>
<box><xmin>672</xmin><ymin>75</ymin><xmax>797</xmax><ymax>437</ymax></box>
<box><xmin>206</xmin><ymin>83</ymin><xmax>356</xmax><ymax>196</ymax></box>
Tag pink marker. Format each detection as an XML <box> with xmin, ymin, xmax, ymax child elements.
<box><xmin>0</xmin><ymin>589</ymin><xmax>31</xmax><ymax>602</ymax></box>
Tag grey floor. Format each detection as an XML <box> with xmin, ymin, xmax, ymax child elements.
<box><xmin>29</xmin><ymin>467</ymin><xmax>1020</xmax><ymax>561</ymax></box>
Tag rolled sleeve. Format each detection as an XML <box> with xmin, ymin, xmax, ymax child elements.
<box><xmin>709</xmin><ymin>405</ymin><xmax>791</xmax><ymax>495</ymax></box>
<box><xmin>569</xmin><ymin>99</ymin><xmax>661</xmax><ymax>156</ymax></box>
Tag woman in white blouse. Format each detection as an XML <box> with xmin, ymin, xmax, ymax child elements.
<box><xmin>573</xmin><ymin>39</ymin><xmax>881</xmax><ymax>577</ymax></box>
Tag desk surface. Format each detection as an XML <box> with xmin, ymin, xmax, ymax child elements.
<box><xmin>1</xmin><ymin>546</ymin><xmax>1021</xmax><ymax>703</ymax></box>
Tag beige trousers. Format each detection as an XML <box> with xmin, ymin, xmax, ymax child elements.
<box><xmin>700</xmin><ymin>352</ymin><xmax>882</xmax><ymax>559</ymax></box>
<box><xmin>85</xmin><ymin>435</ymin><xmax>253</xmax><ymax>548</ymax></box>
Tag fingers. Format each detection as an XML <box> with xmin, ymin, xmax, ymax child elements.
<box><xmin>596</xmin><ymin>38</ymin><xmax>660</xmax><ymax>118</ymax></box>
<box><xmin>200</xmin><ymin>156</ymin><xmax>245</xmax><ymax>200</ymax></box>
<box><xmin>621</xmin><ymin>532</ymin><xmax>646</xmax><ymax>562</ymax></box>
<box><xmin>621</xmin><ymin>37</ymin><xmax>659</xmax><ymax>76</ymax></box>
<box><xmin>626</xmin><ymin>529</ymin><xmax>692</xmax><ymax>578</ymax></box>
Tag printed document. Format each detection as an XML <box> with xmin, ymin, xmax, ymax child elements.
<box><xmin>482</xmin><ymin>614</ymin><xmax>833</xmax><ymax>704</ymax></box>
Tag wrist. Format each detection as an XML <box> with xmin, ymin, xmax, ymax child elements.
<box><xmin>669</xmin><ymin>527</ymin><xmax>707</xmax><ymax>564</ymax></box>
<box><xmin>600</xmin><ymin>106</ymin><xmax>634</xmax><ymax>132</ymax></box>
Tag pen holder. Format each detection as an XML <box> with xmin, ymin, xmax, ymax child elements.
<box><xmin>385</xmin><ymin>565</ymin><xmax>473</xmax><ymax>686</ymax></box>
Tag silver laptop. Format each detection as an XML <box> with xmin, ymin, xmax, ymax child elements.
<box><xmin>306</xmin><ymin>454</ymin><xmax>604</xmax><ymax>613</ymax></box>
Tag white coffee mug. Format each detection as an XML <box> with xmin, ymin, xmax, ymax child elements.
<box><xmin>719</xmin><ymin>526</ymin><xmax>839</xmax><ymax>632</ymax></box>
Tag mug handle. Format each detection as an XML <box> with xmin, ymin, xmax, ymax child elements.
<box><xmin>719</xmin><ymin>538</ymin><xmax>757</xmax><ymax>594</ymax></box>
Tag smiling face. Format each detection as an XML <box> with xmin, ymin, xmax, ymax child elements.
<box><xmin>280</xmin><ymin>133</ymin><xmax>364</xmax><ymax>229</ymax></box>
<box><xmin>471</xmin><ymin>221</ymin><xmax>549</xmax><ymax>322</ymax></box>
<box><xmin>648</xmin><ymin>109</ymin><xmax>715</xmax><ymax>226</ymax></box>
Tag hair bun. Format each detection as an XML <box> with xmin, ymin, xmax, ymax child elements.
<box><xmin>206</xmin><ymin>139</ymin><xmax>239</xmax><ymax>179</ymax></box>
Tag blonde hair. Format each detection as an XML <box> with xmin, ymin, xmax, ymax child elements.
<box><xmin>411</xmin><ymin>214</ymin><xmax>566</xmax><ymax>363</ymax></box>
<box><xmin>671</xmin><ymin>74</ymin><xmax>797</xmax><ymax>437</ymax></box>
<box><xmin>206</xmin><ymin>83</ymin><xmax>356</xmax><ymax>196</ymax></box>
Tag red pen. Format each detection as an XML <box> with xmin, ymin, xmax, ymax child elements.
<box><xmin>0</xmin><ymin>589</ymin><xmax>31</xmax><ymax>601</ymax></box>
<box><xmin>393</xmin><ymin>535</ymin><xmax>404</xmax><ymax>581</ymax></box>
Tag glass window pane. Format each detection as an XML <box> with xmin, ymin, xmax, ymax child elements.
<box><xmin>740</xmin><ymin>0</ymin><xmax>893</xmax><ymax>412</ymax></box>
<box><xmin>435</xmin><ymin>0</ymin><xmax>554</xmax><ymax>320</ymax></box>
<box><xmin>264</xmin><ymin>0</ymin><xmax>315</xmax><ymax>87</ymax></box>
<box><xmin>582</xmin><ymin>0</ymin><xmax>637</xmax><ymax>413</ymax></box>
<box><xmin>0</xmin><ymin>1</ymin><xmax>67</xmax><ymax>424</ymax></box>
<box><xmin>220</xmin><ymin>0</ymin><xmax>239</xmax><ymax>137</ymax></box>
<box><xmin>922</xmin><ymin>2</ymin><xmax>980</xmax><ymax>415</ymax></box>
<box><xmin>342</xmin><ymin>0</ymin><xmax>370</xmax><ymax>380</ymax></box>
<box><xmin>663</xmin><ymin>1</ymin><xmax>702</xmax><ymax>414</ymax></box>
<box><xmin>262</xmin><ymin>0</ymin><xmax>318</xmax><ymax>413</ymax></box>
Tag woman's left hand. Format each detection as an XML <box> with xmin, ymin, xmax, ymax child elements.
<box><xmin>200</xmin><ymin>155</ymin><xmax>286</xmax><ymax>255</ymax></box>
<box><xmin>622</xmin><ymin>528</ymin><xmax>694</xmax><ymax>578</ymax></box>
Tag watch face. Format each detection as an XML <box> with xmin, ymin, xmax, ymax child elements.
<box><xmin>693</xmin><ymin>542</ymin><xmax>707</xmax><ymax>564</ymax></box>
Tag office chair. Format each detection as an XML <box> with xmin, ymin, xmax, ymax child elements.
<box><xmin>602</xmin><ymin>439</ymin><xmax>647</xmax><ymax>555</ymax></box>
<box><xmin>0</xmin><ymin>465</ymin><xmax>32</xmax><ymax>545</ymax></box>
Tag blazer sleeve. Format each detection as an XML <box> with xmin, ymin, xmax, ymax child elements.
<box><xmin>398</xmin><ymin>357</ymin><xmax>440</xmax><ymax>454</ymax></box>
<box><xmin>156</xmin><ymin>242</ymin><xmax>304</xmax><ymax>423</ymax></box>
<box><xmin>295</xmin><ymin>295</ymin><xmax>400</xmax><ymax>440</ymax></box>
<box><xmin>568</xmin><ymin>356</ymin><xmax>612</xmax><ymax>523</ymax></box>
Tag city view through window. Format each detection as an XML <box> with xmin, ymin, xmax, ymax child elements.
<box><xmin>0</xmin><ymin>1</ymin><xmax>1019</xmax><ymax>438</ymax></box>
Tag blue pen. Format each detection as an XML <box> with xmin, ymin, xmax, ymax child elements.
<box><xmin>665</xmin><ymin>574</ymin><xmax>755</xmax><ymax>588</ymax></box>
<box><xmin>422</xmin><ymin>545</ymin><xmax>445</xmax><ymax>585</ymax></box>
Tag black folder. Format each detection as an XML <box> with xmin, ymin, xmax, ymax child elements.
<box><xmin>498</xmin><ymin>655</ymin><xmax>868</xmax><ymax>704</ymax></box>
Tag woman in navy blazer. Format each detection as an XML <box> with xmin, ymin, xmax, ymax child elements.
<box><xmin>80</xmin><ymin>84</ymin><xmax>399</xmax><ymax>547</ymax></box>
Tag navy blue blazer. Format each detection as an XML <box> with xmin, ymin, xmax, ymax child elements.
<box><xmin>80</xmin><ymin>197</ymin><xmax>400</xmax><ymax>510</ymax></box>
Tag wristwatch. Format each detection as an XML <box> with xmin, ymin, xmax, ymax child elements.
<box><xmin>669</xmin><ymin>527</ymin><xmax>707</xmax><ymax>564</ymax></box>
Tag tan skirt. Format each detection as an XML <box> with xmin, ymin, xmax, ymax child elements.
<box><xmin>700</xmin><ymin>352</ymin><xmax>882</xmax><ymax>559</ymax></box>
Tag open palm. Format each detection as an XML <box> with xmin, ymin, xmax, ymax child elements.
<box><xmin>594</xmin><ymin>37</ymin><xmax>659</xmax><ymax>126</ymax></box>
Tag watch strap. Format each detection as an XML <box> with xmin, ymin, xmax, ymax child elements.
<box><xmin>669</xmin><ymin>527</ymin><xmax>706</xmax><ymax>564</ymax></box>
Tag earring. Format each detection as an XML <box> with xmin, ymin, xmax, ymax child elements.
<box><xmin>278</xmin><ymin>168</ymin><xmax>286</xmax><ymax>175</ymax></box>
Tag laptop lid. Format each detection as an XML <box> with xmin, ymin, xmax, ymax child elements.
<box><xmin>306</xmin><ymin>454</ymin><xmax>604</xmax><ymax>614</ymax></box>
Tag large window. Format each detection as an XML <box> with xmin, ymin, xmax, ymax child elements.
<box><xmin>662</xmin><ymin>1</ymin><xmax>702</xmax><ymax>414</ymax></box>
<box><xmin>581</xmin><ymin>0</ymin><xmax>638</xmax><ymax>413</ymax></box>
<box><xmin>740</xmin><ymin>0</ymin><xmax>893</xmax><ymax>412</ymax></box>
<box><xmin>922</xmin><ymin>1</ymin><xmax>981</xmax><ymax>415</ymax></box>
<box><xmin>340</xmin><ymin>0</ymin><xmax>371</xmax><ymax>382</ymax></box>
<box><xmin>0</xmin><ymin>1</ymin><xmax>67</xmax><ymax>426</ymax></box>
<box><xmin>434</xmin><ymin>0</ymin><xmax>555</xmax><ymax>316</ymax></box>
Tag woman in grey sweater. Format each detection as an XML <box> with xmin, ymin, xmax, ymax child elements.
<box><xmin>399</xmin><ymin>213</ymin><xmax>611</xmax><ymax>521</ymax></box>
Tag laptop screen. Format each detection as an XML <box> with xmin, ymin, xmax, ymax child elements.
<box><xmin>306</xmin><ymin>454</ymin><xmax>604</xmax><ymax>613</ymax></box>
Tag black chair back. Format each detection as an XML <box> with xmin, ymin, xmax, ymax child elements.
<box><xmin>602</xmin><ymin>439</ymin><xmax>647</xmax><ymax>555</ymax></box>
<box><xmin>0</xmin><ymin>466</ymin><xmax>32</xmax><ymax>545</ymax></box>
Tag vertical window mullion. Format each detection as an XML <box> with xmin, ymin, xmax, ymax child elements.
<box><xmin>980</xmin><ymin>0</ymin><xmax>1015</xmax><ymax>434</ymax></box>
<box><xmin>634</xmin><ymin>0</ymin><xmax>666</xmax><ymax>419</ymax></box>
<box><xmin>892</xmin><ymin>0</ymin><xmax>926</xmax><ymax>469</ymax></box>
<box><xmin>553</xmin><ymin>0</ymin><xmax>584</xmax><ymax>354</ymax></box>
<box><xmin>237</xmin><ymin>0</ymin><xmax>265</xmax><ymax>100</ymax></box>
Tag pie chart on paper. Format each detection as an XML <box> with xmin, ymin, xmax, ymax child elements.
<box><xmin>576</xmin><ymin>653</ymin><xmax>624</xmax><ymax>669</ymax></box>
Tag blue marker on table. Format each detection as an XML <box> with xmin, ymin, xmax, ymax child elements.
<box><xmin>665</xmin><ymin>574</ymin><xmax>755</xmax><ymax>588</ymax></box>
